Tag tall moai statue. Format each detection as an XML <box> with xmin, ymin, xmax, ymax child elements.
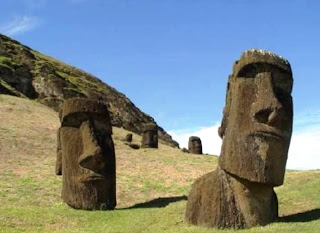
<box><xmin>55</xmin><ymin>98</ymin><xmax>116</xmax><ymax>210</ymax></box>
<box><xmin>141</xmin><ymin>123</ymin><xmax>158</xmax><ymax>148</ymax></box>
<box><xmin>188</xmin><ymin>136</ymin><xmax>202</xmax><ymax>154</ymax></box>
<box><xmin>185</xmin><ymin>49</ymin><xmax>293</xmax><ymax>229</ymax></box>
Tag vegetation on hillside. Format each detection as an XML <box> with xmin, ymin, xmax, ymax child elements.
<box><xmin>0</xmin><ymin>33</ymin><xmax>178</xmax><ymax>147</ymax></box>
<box><xmin>0</xmin><ymin>94</ymin><xmax>320</xmax><ymax>233</ymax></box>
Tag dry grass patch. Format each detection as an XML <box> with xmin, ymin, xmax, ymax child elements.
<box><xmin>1</xmin><ymin>94</ymin><xmax>319</xmax><ymax>233</ymax></box>
<box><xmin>0</xmin><ymin>94</ymin><xmax>217</xmax><ymax>210</ymax></box>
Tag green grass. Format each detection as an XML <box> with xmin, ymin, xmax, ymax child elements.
<box><xmin>55</xmin><ymin>71</ymin><xmax>78</xmax><ymax>84</ymax></box>
<box><xmin>56</xmin><ymin>70</ymin><xmax>98</xmax><ymax>93</ymax></box>
<box><xmin>0</xmin><ymin>95</ymin><xmax>320</xmax><ymax>232</ymax></box>
<box><xmin>0</xmin><ymin>56</ymin><xmax>17</xmax><ymax>71</ymax></box>
<box><xmin>30</xmin><ymin>50</ymin><xmax>75</xmax><ymax>71</ymax></box>
<box><xmin>31</xmin><ymin>50</ymin><xmax>109</xmax><ymax>95</ymax></box>
<box><xmin>0</xmin><ymin>79</ymin><xmax>26</xmax><ymax>98</ymax></box>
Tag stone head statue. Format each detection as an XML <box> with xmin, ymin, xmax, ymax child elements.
<box><xmin>141</xmin><ymin>123</ymin><xmax>158</xmax><ymax>148</ymax></box>
<box><xmin>185</xmin><ymin>50</ymin><xmax>293</xmax><ymax>229</ymax></box>
<box><xmin>219</xmin><ymin>49</ymin><xmax>293</xmax><ymax>186</ymax></box>
<box><xmin>56</xmin><ymin>98</ymin><xmax>116</xmax><ymax>210</ymax></box>
<box><xmin>188</xmin><ymin>136</ymin><xmax>202</xmax><ymax>154</ymax></box>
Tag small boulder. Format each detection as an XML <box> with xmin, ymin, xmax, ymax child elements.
<box><xmin>125</xmin><ymin>133</ymin><xmax>133</xmax><ymax>143</ymax></box>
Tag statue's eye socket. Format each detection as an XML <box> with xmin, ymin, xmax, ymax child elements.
<box><xmin>237</xmin><ymin>64</ymin><xmax>259</xmax><ymax>78</ymax></box>
<box><xmin>236</xmin><ymin>63</ymin><xmax>293</xmax><ymax>94</ymax></box>
<box><xmin>272</xmin><ymin>72</ymin><xmax>293</xmax><ymax>94</ymax></box>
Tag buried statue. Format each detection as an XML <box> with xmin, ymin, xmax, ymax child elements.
<box><xmin>56</xmin><ymin>98</ymin><xmax>116</xmax><ymax>210</ymax></box>
<box><xmin>141</xmin><ymin>123</ymin><xmax>158</xmax><ymax>148</ymax></box>
<box><xmin>185</xmin><ymin>49</ymin><xmax>293</xmax><ymax>228</ymax></box>
<box><xmin>188</xmin><ymin>136</ymin><xmax>203</xmax><ymax>154</ymax></box>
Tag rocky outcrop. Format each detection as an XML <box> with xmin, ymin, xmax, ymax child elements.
<box><xmin>0</xmin><ymin>34</ymin><xmax>178</xmax><ymax>147</ymax></box>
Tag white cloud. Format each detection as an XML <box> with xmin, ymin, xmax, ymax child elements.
<box><xmin>169</xmin><ymin>123</ymin><xmax>222</xmax><ymax>156</ymax></box>
<box><xmin>286</xmin><ymin>109</ymin><xmax>320</xmax><ymax>170</ymax></box>
<box><xmin>0</xmin><ymin>16</ymin><xmax>41</xmax><ymax>36</ymax></box>
<box><xmin>287</xmin><ymin>125</ymin><xmax>320</xmax><ymax>170</ymax></box>
<box><xmin>170</xmin><ymin>112</ymin><xmax>320</xmax><ymax>171</ymax></box>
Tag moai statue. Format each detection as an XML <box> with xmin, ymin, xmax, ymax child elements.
<box><xmin>141</xmin><ymin>123</ymin><xmax>158</xmax><ymax>148</ymax></box>
<box><xmin>188</xmin><ymin>136</ymin><xmax>202</xmax><ymax>154</ymax></box>
<box><xmin>55</xmin><ymin>98</ymin><xmax>116</xmax><ymax>210</ymax></box>
<box><xmin>125</xmin><ymin>133</ymin><xmax>133</xmax><ymax>143</ymax></box>
<box><xmin>185</xmin><ymin>49</ymin><xmax>293</xmax><ymax>229</ymax></box>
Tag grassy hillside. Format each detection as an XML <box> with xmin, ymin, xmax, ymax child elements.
<box><xmin>0</xmin><ymin>95</ymin><xmax>320</xmax><ymax>233</ymax></box>
<box><xmin>0</xmin><ymin>33</ymin><xmax>178</xmax><ymax>147</ymax></box>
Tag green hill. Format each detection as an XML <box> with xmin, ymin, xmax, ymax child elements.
<box><xmin>0</xmin><ymin>34</ymin><xmax>178</xmax><ymax>147</ymax></box>
<box><xmin>0</xmin><ymin>94</ymin><xmax>320</xmax><ymax>233</ymax></box>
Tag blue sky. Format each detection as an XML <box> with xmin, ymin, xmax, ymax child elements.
<box><xmin>1</xmin><ymin>0</ymin><xmax>320</xmax><ymax>169</ymax></box>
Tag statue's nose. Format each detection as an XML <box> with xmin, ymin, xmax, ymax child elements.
<box><xmin>254</xmin><ymin>107</ymin><xmax>286</xmax><ymax>127</ymax></box>
<box><xmin>251</xmin><ymin>72</ymin><xmax>285</xmax><ymax>128</ymax></box>
<box><xmin>78</xmin><ymin>120</ymin><xmax>106</xmax><ymax>172</ymax></box>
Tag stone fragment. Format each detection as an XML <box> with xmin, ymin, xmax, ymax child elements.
<box><xmin>125</xmin><ymin>142</ymin><xmax>140</xmax><ymax>150</ymax></box>
<box><xmin>181</xmin><ymin>148</ymin><xmax>189</xmax><ymax>153</ymax></box>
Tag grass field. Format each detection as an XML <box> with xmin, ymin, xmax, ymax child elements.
<box><xmin>0</xmin><ymin>94</ymin><xmax>320</xmax><ymax>233</ymax></box>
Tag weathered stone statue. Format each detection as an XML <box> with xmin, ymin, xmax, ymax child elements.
<box><xmin>141</xmin><ymin>123</ymin><xmax>158</xmax><ymax>148</ymax></box>
<box><xmin>125</xmin><ymin>133</ymin><xmax>133</xmax><ymax>143</ymax></box>
<box><xmin>185</xmin><ymin>49</ymin><xmax>293</xmax><ymax>229</ymax></box>
<box><xmin>55</xmin><ymin>98</ymin><xmax>116</xmax><ymax>210</ymax></box>
<box><xmin>188</xmin><ymin>136</ymin><xmax>202</xmax><ymax>154</ymax></box>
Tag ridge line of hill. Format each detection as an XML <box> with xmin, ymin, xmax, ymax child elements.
<box><xmin>0</xmin><ymin>33</ymin><xmax>178</xmax><ymax>147</ymax></box>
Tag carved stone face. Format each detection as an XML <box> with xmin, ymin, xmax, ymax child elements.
<box><xmin>56</xmin><ymin>98</ymin><xmax>116</xmax><ymax>210</ymax></box>
<box><xmin>219</xmin><ymin>50</ymin><xmax>293</xmax><ymax>186</ymax></box>
<box><xmin>141</xmin><ymin>123</ymin><xmax>158</xmax><ymax>148</ymax></box>
<box><xmin>188</xmin><ymin>136</ymin><xmax>202</xmax><ymax>154</ymax></box>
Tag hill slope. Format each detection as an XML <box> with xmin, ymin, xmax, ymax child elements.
<box><xmin>0</xmin><ymin>34</ymin><xmax>178</xmax><ymax>147</ymax></box>
<box><xmin>0</xmin><ymin>95</ymin><xmax>320</xmax><ymax>233</ymax></box>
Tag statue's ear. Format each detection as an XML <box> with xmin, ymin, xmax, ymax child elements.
<box><xmin>55</xmin><ymin>128</ymin><xmax>62</xmax><ymax>175</ymax></box>
<box><xmin>56</xmin><ymin>151</ymin><xmax>62</xmax><ymax>175</ymax></box>
<box><xmin>218</xmin><ymin>109</ymin><xmax>227</xmax><ymax>139</ymax></box>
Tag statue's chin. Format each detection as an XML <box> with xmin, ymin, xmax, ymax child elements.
<box><xmin>244</xmin><ymin>134</ymin><xmax>288</xmax><ymax>185</ymax></box>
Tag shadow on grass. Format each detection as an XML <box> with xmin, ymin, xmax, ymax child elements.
<box><xmin>120</xmin><ymin>195</ymin><xmax>188</xmax><ymax>210</ymax></box>
<box><xmin>279</xmin><ymin>209</ymin><xmax>320</xmax><ymax>222</ymax></box>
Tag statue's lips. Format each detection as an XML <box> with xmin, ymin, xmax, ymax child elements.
<box><xmin>250</xmin><ymin>131</ymin><xmax>284</xmax><ymax>140</ymax></box>
<box><xmin>86</xmin><ymin>175</ymin><xmax>105</xmax><ymax>181</ymax></box>
<box><xmin>79</xmin><ymin>174</ymin><xmax>106</xmax><ymax>182</ymax></box>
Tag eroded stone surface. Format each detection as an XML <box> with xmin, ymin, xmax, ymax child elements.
<box><xmin>188</xmin><ymin>136</ymin><xmax>202</xmax><ymax>154</ymax></box>
<box><xmin>185</xmin><ymin>49</ymin><xmax>293</xmax><ymax>228</ymax></box>
<box><xmin>141</xmin><ymin>123</ymin><xmax>158</xmax><ymax>148</ymax></box>
<box><xmin>219</xmin><ymin>49</ymin><xmax>293</xmax><ymax>185</ymax></box>
<box><xmin>185</xmin><ymin>167</ymin><xmax>278</xmax><ymax>229</ymax></box>
<box><xmin>56</xmin><ymin>98</ymin><xmax>116</xmax><ymax>210</ymax></box>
